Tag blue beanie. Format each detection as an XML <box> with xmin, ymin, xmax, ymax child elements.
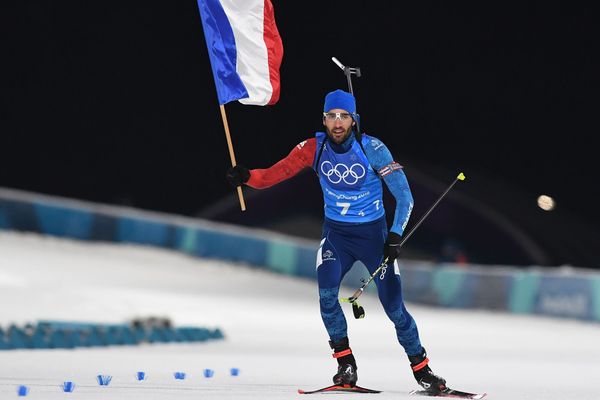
<box><xmin>323</xmin><ymin>89</ymin><xmax>356</xmax><ymax>114</ymax></box>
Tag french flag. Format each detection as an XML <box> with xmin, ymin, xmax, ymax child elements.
<box><xmin>197</xmin><ymin>0</ymin><xmax>284</xmax><ymax>106</ymax></box>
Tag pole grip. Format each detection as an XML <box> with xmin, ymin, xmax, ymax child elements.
<box><xmin>349</xmin><ymin>288</ymin><xmax>363</xmax><ymax>302</ymax></box>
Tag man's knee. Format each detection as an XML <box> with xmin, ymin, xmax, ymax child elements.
<box><xmin>386</xmin><ymin>305</ymin><xmax>417</xmax><ymax>335</ymax></box>
<box><xmin>319</xmin><ymin>287</ymin><xmax>340</xmax><ymax>311</ymax></box>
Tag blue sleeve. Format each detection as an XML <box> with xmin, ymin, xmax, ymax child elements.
<box><xmin>364</xmin><ymin>136</ymin><xmax>414</xmax><ymax>236</ymax></box>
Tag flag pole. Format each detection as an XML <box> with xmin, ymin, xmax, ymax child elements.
<box><xmin>219</xmin><ymin>104</ymin><xmax>246</xmax><ymax>211</ymax></box>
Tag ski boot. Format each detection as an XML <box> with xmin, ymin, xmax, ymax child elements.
<box><xmin>408</xmin><ymin>347</ymin><xmax>447</xmax><ymax>393</ymax></box>
<box><xmin>329</xmin><ymin>337</ymin><xmax>358</xmax><ymax>387</ymax></box>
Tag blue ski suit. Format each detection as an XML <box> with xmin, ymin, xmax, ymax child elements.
<box><xmin>313</xmin><ymin>131</ymin><xmax>422</xmax><ymax>356</ymax></box>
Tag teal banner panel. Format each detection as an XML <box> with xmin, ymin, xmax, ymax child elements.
<box><xmin>534</xmin><ymin>275</ymin><xmax>594</xmax><ymax>320</ymax></box>
<box><xmin>117</xmin><ymin>217</ymin><xmax>171</xmax><ymax>246</ymax></box>
<box><xmin>509</xmin><ymin>271</ymin><xmax>541</xmax><ymax>314</ymax></box>
<box><xmin>34</xmin><ymin>204</ymin><xmax>93</xmax><ymax>239</ymax></box>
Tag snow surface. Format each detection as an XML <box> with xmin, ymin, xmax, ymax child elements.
<box><xmin>0</xmin><ymin>231</ymin><xmax>598</xmax><ymax>399</ymax></box>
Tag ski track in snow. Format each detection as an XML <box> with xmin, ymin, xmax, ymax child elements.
<box><xmin>0</xmin><ymin>231</ymin><xmax>598</xmax><ymax>399</ymax></box>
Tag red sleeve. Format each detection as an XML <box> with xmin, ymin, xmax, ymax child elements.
<box><xmin>246</xmin><ymin>138</ymin><xmax>316</xmax><ymax>189</ymax></box>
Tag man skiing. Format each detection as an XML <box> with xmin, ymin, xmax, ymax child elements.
<box><xmin>226</xmin><ymin>89</ymin><xmax>447</xmax><ymax>393</ymax></box>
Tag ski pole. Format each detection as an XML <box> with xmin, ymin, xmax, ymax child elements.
<box><xmin>341</xmin><ymin>172</ymin><xmax>467</xmax><ymax>318</ymax></box>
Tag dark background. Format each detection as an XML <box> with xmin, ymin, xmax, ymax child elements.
<box><xmin>2</xmin><ymin>2</ymin><xmax>599</xmax><ymax>267</ymax></box>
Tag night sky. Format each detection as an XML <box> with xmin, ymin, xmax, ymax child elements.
<box><xmin>2</xmin><ymin>2</ymin><xmax>599</xmax><ymax>261</ymax></box>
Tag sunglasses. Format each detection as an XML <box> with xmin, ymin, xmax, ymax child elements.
<box><xmin>323</xmin><ymin>112</ymin><xmax>353</xmax><ymax>122</ymax></box>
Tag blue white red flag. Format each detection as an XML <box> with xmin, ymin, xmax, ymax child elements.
<box><xmin>197</xmin><ymin>0</ymin><xmax>284</xmax><ymax>105</ymax></box>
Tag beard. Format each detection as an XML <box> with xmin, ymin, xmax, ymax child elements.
<box><xmin>326</xmin><ymin>125</ymin><xmax>353</xmax><ymax>144</ymax></box>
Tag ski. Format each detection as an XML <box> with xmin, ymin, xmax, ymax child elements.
<box><xmin>298</xmin><ymin>384</ymin><xmax>381</xmax><ymax>394</ymax></box>
<box><xmin>409</xmin><ymin>387</ymin><xmax>486</xmax><ymax>399</ymax></box>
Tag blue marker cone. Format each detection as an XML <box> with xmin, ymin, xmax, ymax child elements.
<box><xmin>230</xmin><ymin>368</ymin><xmax>240</xmax><ymax>376</ymax></box>
<box><xmin>17</xmin><ymin>385</ymin><xmax>29</xmax><ymax>397</ymax></box>
<box><xmin>203</xmin><ymin>369</ymin><xmax>214</xmax><ymax>378</ymax></box>
<box><xmin>62</xmin><ymin>381</ymin><xmax>75</xmax><ymax>392</ymax></box>
<box><xmin>96</xmin><ymin>375</ymin><xmax>112</xmax><ymax>386</ymax></box>
<box><xmin>136</xmin><ymin>371</ymin><xmax>146</xmax><ymax>381</ymax></box>
<box><xmin>174</xmin><ymin>372</ymin><xmax>186</xmax><ymax>380</ymax></box>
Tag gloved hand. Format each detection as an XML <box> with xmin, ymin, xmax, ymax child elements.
<box><xmin>383</xmin><ymin>232</ymin><xmax>402</xmax><ymax>263</ymax></box>
<box><xmin>226</xmin><ymin>165</ymin><xmax>250</xmax><ymax>187</ymax></box>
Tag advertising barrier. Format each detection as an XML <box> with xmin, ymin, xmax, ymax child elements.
<box><xmin>1</xmin><ymin>188</ymin><xmax>598</xmax><ymax>324</ymax></box>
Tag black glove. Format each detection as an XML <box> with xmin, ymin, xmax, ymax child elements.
<box><xmin>383</xmin><ymin>231</ymin><xmax>402</xmax><ymax>263</ymax></box>
<box><xmin>226</xmin><ymin>165</ymin><xmax>250</xmax><ymax>187</ymax></box>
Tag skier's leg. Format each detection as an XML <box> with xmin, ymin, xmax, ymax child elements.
<box><xmin>372</xmin><ymin>259</ymin><xmax>422</xmax><ymax>355</ymax></box>
<box><xmin>316</xmin><ymin>228</ymin><xmax>358</xmax><ymax>386</ymax></box>
<box><xmin>359</xmin><ymin>221</ymin><xmax>447</xmax><ymax>392</ymax></box>
<box><xmin>371</xmin><ymin>261</ymin><xmax>445</xmax><ymax>391</ymax></box>
<box><xmin>316</xmin><ymin>232</ymin><xmax>347</xmax><ymax>342</ymax></box>
<box><xmin>358</xmin><ymin>221</ymin><xmax>423</xmax><ymax>355</ymax></box>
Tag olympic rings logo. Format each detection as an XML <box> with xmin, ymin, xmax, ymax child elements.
<box><xmin>379</xmin><ymin>265</ymin><xmax>388</xmax><ymax>280</ymax></box>
<box><xmin>320</xmin><ymin>162</ymin><xmax>366</xmax><ymax>185</ymax></box>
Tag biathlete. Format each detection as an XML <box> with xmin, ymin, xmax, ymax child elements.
<box><xmin>226</xmin><ymin>89</ymin><xmax>447</xmax><ymax>393</ymax></box>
